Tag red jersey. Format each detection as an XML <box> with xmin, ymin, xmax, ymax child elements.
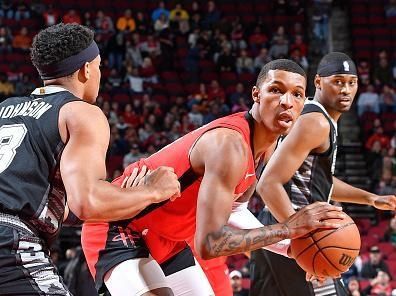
<box><xmin>82</xmin><ymin>112</ymin><xmax>257</xmax><ymax>274</ymax></box>
<box><xmin>121</xmin><ymin>112</ymin><xmax>256</xmax><ymax>241</ymax></box>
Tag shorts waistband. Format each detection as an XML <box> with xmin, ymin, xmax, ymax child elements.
<box><xmin>0</xmin><ymin>212</ymin><xmax>36</xmax><ymax>235</ymax></box>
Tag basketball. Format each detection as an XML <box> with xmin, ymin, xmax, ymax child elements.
<box><xmin>290</xmin><ymin>213</ymin><xmax>361</xmax><ymax>278</ymax></box>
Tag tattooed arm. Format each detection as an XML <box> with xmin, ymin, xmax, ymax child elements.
<box><xmin>190</xmin><ymin>129</ymin><xmax>345</xmax><ymax>259</ymax></box>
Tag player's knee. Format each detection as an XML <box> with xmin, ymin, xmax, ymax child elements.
<box><xmin>141</xmin><ymin>287</ymin><xmax>174</xmax><ymax>296</ymax></box>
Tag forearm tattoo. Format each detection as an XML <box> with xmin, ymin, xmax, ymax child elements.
<box><xmin>204</xmin><ymin>224</ymin><xmax>289</xmax><ymax>258</ymax></box>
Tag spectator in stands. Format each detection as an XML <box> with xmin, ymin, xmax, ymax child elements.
<box><xmin>116</xmin><ymin>9</ymin><xmax>136</xmax><ymax>33</ymax></box>
<box><xmin>232</xmin><ymin>97</ymin><xmax>249</xmax><ymax>113</ymax></box>
<box><xmin>108</xmin><ymin>69</ymin><xmax>122</xmax><ymax>88</ymax></box>
<box><xmin>217</xmin><ymin>46</ymin><xmax>236</xmax><ymax>72</ymax></box>
<box><xmin>123</xmin><ymin>143</ymin><xmax>143</xmax><ymax>169</ymax></box>
<box><xmin>361</xmin><ymin>246</ymin><xmax>391</xmax><ymax>279</ymax></box>
<box><xmin>14</xmin><ymin>74</ymin><xmax>35</xmax><ymax>96</ymax></box>
<box><xmin>0</xmin><ymin>73</ymin><xmax>14</xmax><ymax>100</ymax></box>
<box><xmin>384</xmin><ymin>216</ymin><xmax>396</xmax><ymax>246</ymax></box>
<box><xmin>12</xmin><ymin>26</ymin><xmax>32</xmax><ymax>52</ymax></box>
<box><xmin>0</xmin><ymin>0</ymin><xmax>14</xmax><ymax>19</ymax></box>
<box><xmin>373</xmin><ymin>57</ymin><xmax>393</xmax><ymax>87</ymax></box>
<box><xmin>170</xmin><ymin>3</ymin><xmax>189</xmax><ymax>23</ymax></box>
<box><xmin>248</xmin><ymin>26</ymin><xmax>268</xmax><ymax>55</ymax></box>
<box><xmin>167</xmin><ymin>121</ymin><xmax>182</xmax><ymax>142</ymax></box>
<box><xmin>151</xmin><ymin>1</ymin><xmax>169</xmax><ymax>22</ymax></box>
<box><xmin>126</xmin><ymin>39</ymin><xmax>143</xmax><ymax>67</ymax></box>
<box><xmin>268</xmin><ymin>36</ymin><xmax>289</xmax><ymax>59</ymax></box>
<box><xmin>362</xmin><ymin>270</ymin><xmax>393</xmax><ymax>296</ymax></box>
<box><xmin>154</xmin><ymin>12</ymin><xmax>170</xmax><ymax>32</ymax></box>
<box><xmin>140</xmin><ymin>34</ymin><xmax>161</xmax><ymax>57</ymax></box>
<box><xmin>231</xmin><ymin>23</ymin><xmax>247</xmax><ymax>51</ymax></box>
<box><xmin>202</xmin><ymin>1</ymin><xmax>221</xmax><ymax>29</ymax></box>
<box><xmin>229</xmin><ymin>270</ymin><xmax>249</xmax><ymax>296</ymax></box>
<box><xmin>0</xmin><ymin>26</ymin><xmax>13</xmax><ymax>53</ymax></box>
<box><xmin>42</xmin><ymin>5</ymin><xmax>58</xmax><ymax>27</ymax></box>
<box><xmin>135</xmin><ymin>12</ymin><xmax>149</xmax><ymax>35</ymax></box>
<box><xmin>357</xmin><ymin>84</ymin><xmax>381</xmax><ymax>116</ymax></box>
<box><xmin>377</xmin><ymin>170</ymin><xmax>396</xmax><ymax>195</ymax></box>
<box><xmin>107</xmin><ymin>31</ymin><xmax>125</xmax><ymax>71</ymax></box>
<box><xmin>290</xmin><ymin>34</ymin><xmax>308</xmax><ymax>58</ymax></box>
<box><xmin>207</xmin><ymin>80</ymin><xmax>226</xmax><ymax>102</ymax></box>
<box><xmin>125</xmin><ymin>66</ymin><xmax>144</xmax><ymax>94</ymax></box>
<box><xmin>95</xmin><ymin>10</ymin><xmax>114</xmax><ymax>34</ymax></box>
<box><xmin>14</xmin><ymin>2</ymin><xmax>30</xmax><ymax>20</ymax></box>
<box><xmin>236</xmin><ymin>49</ymin><xmax>254</xmax><ymax>74</ymax></box>
<box><xmin>138</xmin><ymin>122</ymin><xmax>155</xmax><ymax>143</ymax></box>
<box><xmin>391</xmin><ymin>132</ymin><xmax>396</xmax><ymax>149</ymax></box>
<box><xmin>346</xmin><ymin>277</ymin><xmax>362</xmax><ymax>296</ymax></box>
<box><xmin>358</xmin><ymin>59</ymin><xmax>371</xmax><ymax>86</ymax></box>
<box><xmin>82</xmin><ymin>11</ymin><xmax>93</xmax><ymax>28</ymax></box>
<box><xmin>229</xmin><ymin>83</ymin><xmax>249</xmax><ymax>106</ymax></box>
<box><xmin>385</xmin><ymin>0</ymin><xmax>396</xmax><ymax>17</ymax></box>
<box><xmin>254</xmin><ymin>48</ymin><xmax>272</xmax><ymax>72</ymax></box>
<box><xmin>289</xmin><ymin>47</ymin><xmax>309</xmax><ymax>71</ymax></box>
<box><xmin>188</xmin><ymin>103</ymin><xmax>203</xmax><ymax>127</ymax></box>
<box><xmin>366</xmin><ymin>126</ymin><xmax>390</xmax><ymax>151</ymax></box>
<box><xmin>380</xmin><ymin>84</ymin><xmax>396</xmax><ymax>112</ymax></box>
<box><xmin>140</xmin><ymin>57</ymin><xmax>158</xmax><ymax>84</ymax></box>
<box><xmin>63</xmin><ymin>9</ymin><xmax>81</xmax><ymax>24</ymax></box>
<box><xmin>368</xmin><ymin>141</ymin><xmax>385</xmax><ymax>189</ymax></box>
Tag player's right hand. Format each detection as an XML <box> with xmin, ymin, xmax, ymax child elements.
<box><xmin>145</xmin><ymin>166</ymin><xmax>181</xmax><ymax>202</ymax></box>
<box><xmin>283</xmin><ymin>202</ymin><xmax>347</xmax><ymax>239</ymax></box>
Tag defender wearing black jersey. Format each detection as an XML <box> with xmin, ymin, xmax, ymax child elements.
<box><xmin>250</xmin><ymin>52</ymin><xmax>396</xmax><ymax>296</ymax></box>
<box><xmin>0</xmin><ymin>24</ymin><xmax>180</xmax><ymax>295</ymax></box>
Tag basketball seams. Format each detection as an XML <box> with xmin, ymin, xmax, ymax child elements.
<box><xmin>293</xmin><ymin>222</ymin><xmax>356</xmax><ymax>259</ymax></box>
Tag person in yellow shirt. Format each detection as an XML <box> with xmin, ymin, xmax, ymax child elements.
<box><xmin>169</xmin><ymin>3</ymin><xmax>189</xmax><ymax>22</ymax></box>
<box><xmin>116</xmin><ymin>9</ymin><xmax>136</xmax><ymax>32</ymax></box>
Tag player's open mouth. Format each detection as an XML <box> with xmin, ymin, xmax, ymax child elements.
<box><xmin>277</xmin><ymin>113</ymin><xmax>293</xmax><ymax>128</ymax></box>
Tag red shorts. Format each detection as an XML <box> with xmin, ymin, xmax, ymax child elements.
<box><xmin>82</xmin><ymin>221</ymin><xmax>187</xmax><ymax>292</ymax></box>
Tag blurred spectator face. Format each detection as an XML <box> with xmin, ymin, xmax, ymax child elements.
<box><xmin>377</xmin><ymin>270</ymin><xmax>390</xmax><ymax>285</ymax></box>
<box><xmin>277</xmin><ymin>26</ymin><xmax>285</xmax><ymax>35</ymax></box>
<box><xmin>390</xmin><ymin>217</ymin><xmax>396</xmax><ymax>230</ymax></box>
<box><xmin>369</xmin><ymin>247</ymin><xmax>382</xmax><ymax>264</ymax></box>
<box><xmin>348</xmin><ymin>278</ymin><xmax>360</xmax><ymax>292</ymax></box>
<box><xmin>125</xmin><ymin>104</ymin><xmax>132</xmax><ymax>112</ymax></box>
<box><xmin>379</xmin><ymin>58</ymin><xmax>389</xmax><ymax>67</ymax></box>
<box><xmin>230</xmin><ymin>271</ymin><xmax>243</xmax><ymax>291</ymax></box>
<box><xmin>211</xmin><ymin>80</ymin><xmax>219</xmax><ymax>89</ymax></box>
<box><xmin>208</xmin><ymin>1</ymin><xmax>215</xmax><ymax>12</ymax></box>
<box><xmin>20</xmin><ymin>27</ymin><xmax>28</xmax><ymax>36</ymax></box>
<box><xmin>372</xmin><ymin>140</ymin><xmax>382</xmax><ymax>152</ymax></box>
<box><xmin>125</xmin><ymin>9</ymin><xmax>132</xmax><ymax>18</ymax></box>
<box><xmin>236</xmin><ymin>83</ymin><xmax>244</xmax><ymax>93</ymax></box>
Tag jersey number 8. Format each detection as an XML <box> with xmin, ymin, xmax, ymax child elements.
<box><xmin>0</xmin><ymin>124</ymin><xmax>27</xmax><ymax>173</ymax></box>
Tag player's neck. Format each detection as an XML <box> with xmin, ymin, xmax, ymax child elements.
<box><xmin>44</xmin><ymin>79</ymin><xmax>84</xmax><ymax>100</ymax></box>
<box><xmin>252</xmin><ymin>119</ymin><xmax>278</xmax><ymax>165</ymax></box>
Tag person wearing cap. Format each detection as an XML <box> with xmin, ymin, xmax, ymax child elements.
<box><xmin>361</xmin><ymin>246</ymin><xmax>391</xmax><ymax>280</ymax></box>
<box><xmin>0</xmin><ymin>23</ymin><xmax>181</xmax><ymax>295</ymax></box>
<box><xmin>229</xmin><ymin>270</ymin><xmax>249</xmax><ymax>296</ymax></box>
<box><xmin>251</xmin><ymin>52</ymin><xmax>396</xmax><ymax>296</ymax></box>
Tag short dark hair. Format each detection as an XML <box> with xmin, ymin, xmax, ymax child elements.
<box><xmin>31</xmin><ymin>23</ymin><xmax>94</xmax><ymax>68</ymax></box>
<box><xmin>256</xmin><ymin>59</ymin><xmax>306</xmax><ymax>86</ymax></box>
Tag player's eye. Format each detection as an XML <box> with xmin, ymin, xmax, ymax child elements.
<box><xmin>270</xmin><ymin>87</ymin><xmax>281</xmax><ymax>94</ymax></box>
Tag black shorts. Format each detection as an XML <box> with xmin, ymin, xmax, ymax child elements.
<box><xmin>250</xmin><ymin>210</ymin><xmax>348</xmax><ymax>296</ymax></box>
<box><xmin>0</xmin><ymin>223</ymin><xmax>71</xmax><ymax>296</ymax></box>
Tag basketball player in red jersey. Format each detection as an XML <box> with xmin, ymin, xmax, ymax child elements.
<box><xmin>82</xmin><ymin>59</ymin><xmax>347</xmax><ymax>296</ymax></box>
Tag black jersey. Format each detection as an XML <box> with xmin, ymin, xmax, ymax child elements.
<box><xmin>0</xmin><ymin>86</ymin><xmax>80</xmax><ymax>245</ymax></box>
<box><xmin>284</xmin><ymin>99</ymin><xmax>338</xmax><ymax>209</ymax></box>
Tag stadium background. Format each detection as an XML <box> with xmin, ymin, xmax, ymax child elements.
<box><xmin>0</xmin><ymin>0</ymin><xmax>395</xmax><ymax>295</ymax></box>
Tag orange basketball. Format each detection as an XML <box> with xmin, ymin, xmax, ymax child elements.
<box><xmin>290</xmin><ymin>213</ymin><xmax>361</xmax><ymax>278</ymax></box>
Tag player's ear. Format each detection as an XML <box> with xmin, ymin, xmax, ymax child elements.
<box><xmin>78</xmin><ymin>62</ymin><xmax>90</xmax><ymax>82</ymax></box>
<box><xmin>252</xmin><ymin>86</ymin><xmax>260</xmax><ymax>103</ymax></box>
<box><xmin>314</xmin><ymin>74</ymin><xmax>321</xmax><ymax>90</ymax></box>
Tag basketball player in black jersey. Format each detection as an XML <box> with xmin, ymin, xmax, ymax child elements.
<box><xmin>0</xmin><ymin>23</ymin><xmax>180</xmax><ymax>295</ymax></box>
<box><xmin>250</xmin><ymin>52</ymin><xmax>396</xmax><ymax>296</ymax></box>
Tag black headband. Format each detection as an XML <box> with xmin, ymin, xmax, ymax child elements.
<box><xmin>317</xmin><ymin>59</ymin><xmax>357</xmax><ymax>77</ymax></box>
<box><xmin>38</xmin><ymin>41</ymin><xmax>99</xmax><ymax>80</ymax></box>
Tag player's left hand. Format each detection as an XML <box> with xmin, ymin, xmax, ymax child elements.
<box><xmin>372</xmin><ymin>195</ymin><xmax>396</xmax><ymax>211</ymax></box>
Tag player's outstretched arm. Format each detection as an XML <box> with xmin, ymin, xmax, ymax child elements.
<box><xmin>59</xmin><ymin>102</ymin><xmax>180</xmax><ymax>222</ymax></box>
<box><xmin>256</xmin><ymin>113</ymin><xmax>330</xmax><ymax>222</ymax></box>
<box><xmin>192</xmin><ymin>129</ymin><xmax>344</xmax><ymax>259</ymax></box>
<box><xmin>332</xmin><ymin>177</ymin><xmax>396</xmax><ymax>210</ymax></box>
